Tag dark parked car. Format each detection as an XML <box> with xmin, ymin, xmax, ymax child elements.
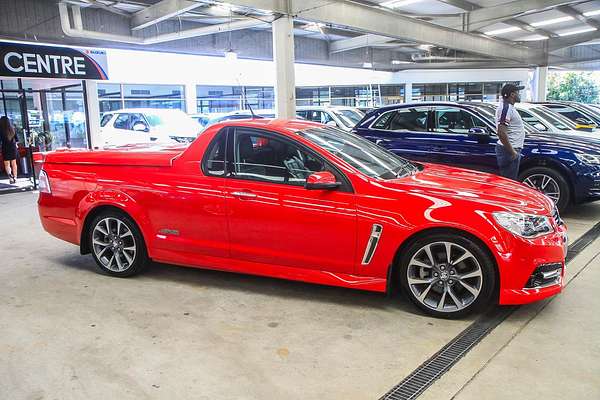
<box><xmin>354</xmin><ymin>102</ymin><xmax>600</xmax><ymax>211</ymax></box>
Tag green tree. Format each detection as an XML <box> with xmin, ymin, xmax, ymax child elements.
<box><xmin>547</xmin><ymin>72</ymin><xmax>600</xmax><ymax>103</ymax></box>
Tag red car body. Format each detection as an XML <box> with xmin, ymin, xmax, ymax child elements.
<box><xmin>38</xmin><ymin>119</ymin><xmax>567</xmax><ymax>309</ymax></box>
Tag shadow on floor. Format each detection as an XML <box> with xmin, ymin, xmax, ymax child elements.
<box><xmin>48</xmin><ymin>251</ymin><xmax>423</xmax><ymax>315</ymax></box>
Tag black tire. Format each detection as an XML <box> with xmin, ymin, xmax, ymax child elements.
<box><xmin>519</xmin><ymin>166</ymin><xmax>570</xmax><ymax>213</ymax></box>
<box><xmin>398</xmin><ymin>233</ymin><xmax>496</xmax><ymax>319</ymax></box>
<box><xmin>88</xmin><ymin>210</ymin><xmax>148</xmax><ymax>277</ymax></box>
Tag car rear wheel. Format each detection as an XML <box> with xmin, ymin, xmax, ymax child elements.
<box><xmin>398</xmin><ymin>233</ymin><xmax>496</xmax><ymax>318</ymax></box>
<box><xmin>89</xmin><ymin>211</ymin><xmax>148</xmax><ymax>277</ymax></box>
<box><xmin>519</xmin><ymin>166</ymin><xmax>570</xmax><ymax>212</ymax></box>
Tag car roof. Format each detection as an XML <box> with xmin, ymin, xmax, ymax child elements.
<box><xmin>206</xmin><ymin>118</ymin><xmax>322</xmax><ymax>134</ymax></box>
<box><xmin>107</xmin><ymin>108</ymin><xmax>186</xmax><ymax>114</ymax></box>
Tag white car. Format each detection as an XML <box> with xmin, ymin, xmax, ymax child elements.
<box><xmin>296</xmin><ymin>106</ymin><xmax>364</xmax><ymax>132</ymax></box>
<box><xmin>514</xmin><ymin>103</ymin><xmax>583</xmax><ymax>135</ymax></box>
<box><xmin>99</xmin><ymin>108</ymin><xmax>200</xmax><ymax>146</ymax></box>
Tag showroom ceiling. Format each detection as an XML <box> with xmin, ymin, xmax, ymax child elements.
<box><xmin>22</xmin><ymin>0</ymin><xmax>600</xmax><ymax>70</ymax></box>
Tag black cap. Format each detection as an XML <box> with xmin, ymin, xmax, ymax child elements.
<box><xmin>501</xmin><ymin>83</ymin><xmax>525</xmax><ymax>98</ymax></box>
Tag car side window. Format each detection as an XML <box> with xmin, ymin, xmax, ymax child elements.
<box><xmin>113</xmin><ymin>114</ymin><xmax>130</xmax><ymax>130</ymax></box>
<box><xmin>433</xmin><ymin>107</ymin><xmax>488</xmax><ymax>134</ymax></box>
<box><xmin>232</xmin><ymin>128</ymin><xmax>327</xmax><ymax>186</ymax></box>
<box><xmin>517</xmin><ymin>110</ymin><xmax>548</xmax><ymax>131</ymax></box>
<box><xmin>130</xmin><ymin>113</ymin><xmax>146</xmax><ymax>129</ymax></box>
<box><xmin>202</xmin><ymin>129</ymin><xmax>228</xmax><ymax>176</ymax></box>
<box><xmin>320</xmin><ymin>112</ymin><xmax>333</xmax><ymax>124</ymax></box>
<box><xmin>100</xmin><ymin>114</ymin><xmax>113</xmax><ymax>127</ymax></box>
<box><xmin>373</xmin><ymin>108</ymin><xmax>429</xmax><ymax>132</ymax></box>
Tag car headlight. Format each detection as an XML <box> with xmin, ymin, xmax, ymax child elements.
<box><xmin>575</xmin><ymin>153</ymin><xmax>600</xmax><ymax>165</ymax></box>
<box><xmin>493</xmin><ymin>212</ymin><xmax>554</xmax><ymax>238</ymax></box>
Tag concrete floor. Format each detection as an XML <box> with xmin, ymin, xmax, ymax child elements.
<box><xmin>1</xmin><ymin>192</ymin><xmax>599</xmax><ymax>400</ymax></box>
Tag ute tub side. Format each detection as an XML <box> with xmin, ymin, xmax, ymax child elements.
<box><xmin>38</xmin><ymin>146</ymin><xmax>184</xmax><ymax>251</ymax></box>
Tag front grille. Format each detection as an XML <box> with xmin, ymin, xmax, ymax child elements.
<box><xmin>552</xmin><ymin>207</ymin><xmax>563</xmax><ymax>226</ymax></box>
<box><xmin>525</xmin><ymin>262</ymin><xmax>562</xmax><ymax>289</ymax></box>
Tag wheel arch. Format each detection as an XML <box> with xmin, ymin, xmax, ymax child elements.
<box><xmin>519</xmin><ymin>156</ymin><xmax>575</xmax><ymax>202</ymax></box>
<box><xmin>386</xmin><ymin>227</ymin><xmax>500</xmax><ymax>299</ymax></box>
<box><xmin>79</xmin><ymin>204</ymin><xmax>148</xmax><ymax>256</ymax></box>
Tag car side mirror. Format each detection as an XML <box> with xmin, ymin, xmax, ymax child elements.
<box><xmin>132</xmin><ymin>122</ymin><xmax>149</xmax><ymax>132</ymax></box>
<box><xmin>325</xmin><ymin>120</ymin><xmax>338</xmax><ymax>127</ymax></box>
<box><xmin>305</xmin><ymin>171</ymin><xmax>341</xmax><ymax>190</ymax></box>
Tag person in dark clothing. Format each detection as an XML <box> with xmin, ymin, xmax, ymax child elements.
<box><xmin>0</xmin><ymin>116</ymin><xmax>18</xmax><ymax>184</ymax></box>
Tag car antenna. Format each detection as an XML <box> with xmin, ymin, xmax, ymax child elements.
<box><xmin>242</xmin><ymin>86</ymin><xmax>257</xmax><ymax>119</ymax></box>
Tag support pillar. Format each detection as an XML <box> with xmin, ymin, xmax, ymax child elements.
<box><xmin>184</xmin><ymin>82</ymin><xmax>197</xmax><ymax>114</ymax></box>
<box><xmin>404</xmin><ymin>82</ymin><xmax>413</xmax><ymax>103</ymax></box>
<box><xmin>533</xmin><ymin>66</ymin><xmax>548</xmax><ymax>102</ymax></box>
<box><xmin>84</xmin><ymin>80</ymin><xmax>102</xmax><ymax>149</ymax></box>
<box><xmin>272</xmin><ymin>14</ymin><xmax>296</xmax><ymax>119</ymax></box>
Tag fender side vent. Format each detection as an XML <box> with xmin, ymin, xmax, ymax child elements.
<box><xmin>361</xmin><ymin>224</ymin><xmax>383</xmax><ymax>265</ymax></box>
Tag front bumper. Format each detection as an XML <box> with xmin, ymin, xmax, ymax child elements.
<box><xmin>574</xmin><ymin>166</ymin><xmax>600</xmax><ymax>203</ymax></box>
<box><xmin>498</xmin><ymin>223</ymin><xmax>567</xmax><ymax>305</ymax></box>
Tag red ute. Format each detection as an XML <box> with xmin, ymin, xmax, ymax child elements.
<box><xmin>38</xmin><ymin>119</ymin><xmax>568</xmax><ymax>317</ymax></box>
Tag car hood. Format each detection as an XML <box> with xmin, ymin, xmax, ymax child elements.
<box><xmin>381</xmin><ymin>163</ymin><xmax>554</xmax><ymax>215</ymax></box>
<box><xmin>526</xmin><ymin>130</ymin><xmax>600</xmax><ymax>154</ymax></box>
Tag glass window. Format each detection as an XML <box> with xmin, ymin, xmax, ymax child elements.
<box><xmin>232</xmin><ymin>128</ymin><xmax>326</xmax><ymax>186</ymax></box>
<box><xmin>533</xmin><ymin>107</ymin><xmax>575</xmax><ymax>131</ymax></box>
<box><xmin>433</xmin><ymin>107</ymin><xmax>488</xmax><ymax>134</ymax></box>
<box><xmin>543</xmin><ymin>104</ymin><xmax>595</xmax><ymax>125</ymax></box>
<box><xmin>296</xmin><ymin>87</ymin><xmax>330</xmax><ymax>107</ymax></box>
<box><xmin>298</xmin><ymin>126</ymin><xmax>417</xmax><ymax>179</ymax></box>
<box><xmin>100</xmin><ymin>113</ymin><xmax>113</xmax><ymax>127</ymax></box>
<box><xmin>196</xmin><ymin>85</ymin><xmax>243</xmax><ymax>113</ymax></box>
<box><xmin>203</xmin><ymin>130</ymin><xmax>227</xmax><ymax>176</ymax></box>
<box><xmin>517</xmin><ymin>110</ymin><xmax>548</xmax><ymax>132</ymax></box>
<box><xmin>113</xmin><ymin>114</ymin><xmax>130</xmax><ymax>130</ymax></box>
<box><xmin>373</xmin><ymin>108</ymin><xmax>429</xmax><ymax>132</ymax></box>
<box><xmin>379</xmin><ymin>85</ymin><xmax>405</xmax><ymax>105</ymax></box>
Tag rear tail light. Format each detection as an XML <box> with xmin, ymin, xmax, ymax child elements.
<box><xmin>38</xmin><ymin>170</ymin><xmax>51</xmax><ymax>194</ymax></box>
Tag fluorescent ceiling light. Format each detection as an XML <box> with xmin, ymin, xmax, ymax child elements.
<box><xmin>391</xmin><ymin>60</ymin><xmax>412</xmax><ymax>64</ymax></box>
<box><xmin>530</xmin><ymin>16</ymin><xmax>574</xmax><ymax>27</ymax></box>
<box><xmin>418</xmin><ymin>44</ymin><xmax>434</xmax><ymax>50</ymax></box>
<box><xmin>558</xmin><ymin>27</ymin><xmax>597</xmax><ymax>37</ymax></box>
<box><xmin>362</xmin><ymin>62</ymin><xmax>373</xmax><ymax>68</ymax></box>
<box><xmin>583</xmin><ymin>9</ymin><xmax>600</xmax><ymax>17</ymax></box>
<box><xmin>483</xmin><ymin>26</ymin><xmax>522</xmax><ymax>36</ymax></box>
<box><xmin>381</xmin><ymin>0</ymin><xmax>423</xmax><ymax>9</ymax></box>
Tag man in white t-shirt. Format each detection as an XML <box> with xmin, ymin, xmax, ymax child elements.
<box><xmin>495</xmin><ymin>84</ymin><xmax>525</xmax><ymax>180</ymax></box>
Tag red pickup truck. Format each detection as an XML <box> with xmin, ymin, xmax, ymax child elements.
<box><xmin>37</xmin><ymin>119</ymin><xmax>567</xmax><ymax>318</ymax></box>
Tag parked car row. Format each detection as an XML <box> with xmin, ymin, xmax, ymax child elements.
<box><xmin>353</xmin><ymin>101</ymin><xmax>600</xmax><ymax>213</ymax></box>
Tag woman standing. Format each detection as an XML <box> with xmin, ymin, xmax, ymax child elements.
<box><xmin>1</xmin><ymin>116</ymin><xmax>18</xmax><ymax>184</ymax></box>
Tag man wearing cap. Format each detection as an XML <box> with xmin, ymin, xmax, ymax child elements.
<box><xmin>495</xmin><ymin>84</ymin><xmax>525</xmax><ymax>180</ymax></box>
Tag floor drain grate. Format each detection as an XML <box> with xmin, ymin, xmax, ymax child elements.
<box><xmin>379</xmin><ymin>306</ymin><xmax>516</xmax><ymax>400</ymax></box>
<box><xmin>379</xmin><ymin>219</ymin><xmax>600</xmax><ymax>400</ymax></box>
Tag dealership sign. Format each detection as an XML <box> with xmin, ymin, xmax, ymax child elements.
<box><xmin>0</xmin><ymin>41</ymin><xmax>108</xmax><ymax>80</ymax></box>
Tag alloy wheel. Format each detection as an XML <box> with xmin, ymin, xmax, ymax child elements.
<box><xmin>406</xmin><ymin>241</ymin><xmax>483</xmax><ymax>313</ymax></box>
<box><xmin>522</xmin><ymin>174</ymin><xmax>561</xmax><ymax>204</ymax></box>
<box><xmin>92</xmin><ymin>217</ymin><xmax>137</xmax><ymax>272</ymax></box>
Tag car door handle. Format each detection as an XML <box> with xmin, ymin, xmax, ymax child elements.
<box><xmin>231</xmin><ymin>191</ymin><xmax>257</xmax><ymax>199</ymax></box>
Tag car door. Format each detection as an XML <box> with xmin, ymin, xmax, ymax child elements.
<box><xmin>223</xmin><ymin>126</ymin><xmax>357</xmax><ymax>274</ymax></box>
<box><xmin>355</xmin><ymin>106</ymin><xmax>440</xmax><ymax>164</ymax></box>
<box><xmin>430</xmin><ymin>105</ymin><xmax>498</xmax><ymax>173</ymax></box>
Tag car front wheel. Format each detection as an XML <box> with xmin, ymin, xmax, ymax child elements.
<box><xmin>398</xmin><ymin>233</ymin><xmax>496</xmax><ymax>318</ymax></box>
<box><xmin>519</xmin><ymin>166</ymin><xmax>570</xmax><ymax>212</ymax></box>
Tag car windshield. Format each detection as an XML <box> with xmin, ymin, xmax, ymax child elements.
<box><xmin>332</xmin><ymin>109</ymin><xmax>364</xmax><ymax>126</ymax></box>
<box><xmin>532</xmin><ymin>107</ymin><xmax>575</xmax><ymax>131</ymax></box>
<box><xmin>298</xmin><ymin>126</ymin><xmax>418</xmax><ymax>179</ymax></box>
<box><xmin>145</xmin><ymin>110</ymin><xmax>195</xmax><ymax>127</ymax></box>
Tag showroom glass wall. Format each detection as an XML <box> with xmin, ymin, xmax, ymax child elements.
<box><xmin>0</xmin><ymin>78</ymin><xmax>88</xmax><ymax>151</ymax></box>
<box><xmin>197</xmin><ymin>84</ymin><xmax>406</xmax><ymax>113</ymax></box>
<box><xmin>97</xmin><ymin>83</ymin><xmax>186</xmax><ymax>113</ymax></box>
<box><xmin>411</xmin><ymin>81</ymin><xmax>520</xmax><ymax>102</ymax></box>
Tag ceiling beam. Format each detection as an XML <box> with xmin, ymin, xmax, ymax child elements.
<box><xmin>131</xmin><ymin>0</ymin><xmax>204</xmax><ymax>31</ymax></box>
<box><xmin>79</xmin><ymin>0</ymin><xmax>131</xmax><ymax>17</ymax></box>
<box><xmin>436</xmin><ymin>0</ymin><xmax>479</xmax><ymax>12</ymax></box>
<box><xmin>548</xmin><ymin>30</ymin><xmax>600</xmax><ymax>51</ymax></box>
<box><xmin>330</xmin><ymin>33</ymin><xmax>413</xmax><ymax>53</ymax></box>
<box><xmin>461</xmin><ymin>0</ymin><xmax>577</xmax><ymax>32</ymax></box>
<box><xmin>222</xmin><ymin>0</ymin><xmax>545</xmax><ymax>64</ymax></box>
<box><xmin>556</xmin><ymin>5</ymin><xmax>600</xmax><ymax>30</ymax></box>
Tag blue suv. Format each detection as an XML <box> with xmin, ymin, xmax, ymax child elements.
<box><xmin>353</xmin><ymin>102</ymin><xmax>600</xmax><ymax>212</ymax></box>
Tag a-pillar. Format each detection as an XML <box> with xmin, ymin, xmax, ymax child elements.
<box><xmin>533</xmin><ymin>66</ymin><xmax>548</xmax><ymax>102</ymax></box>
<box><xmin>272</xmin><ymin>14</ymin><xmax>296</xmax><ymax>119</ymax></box>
